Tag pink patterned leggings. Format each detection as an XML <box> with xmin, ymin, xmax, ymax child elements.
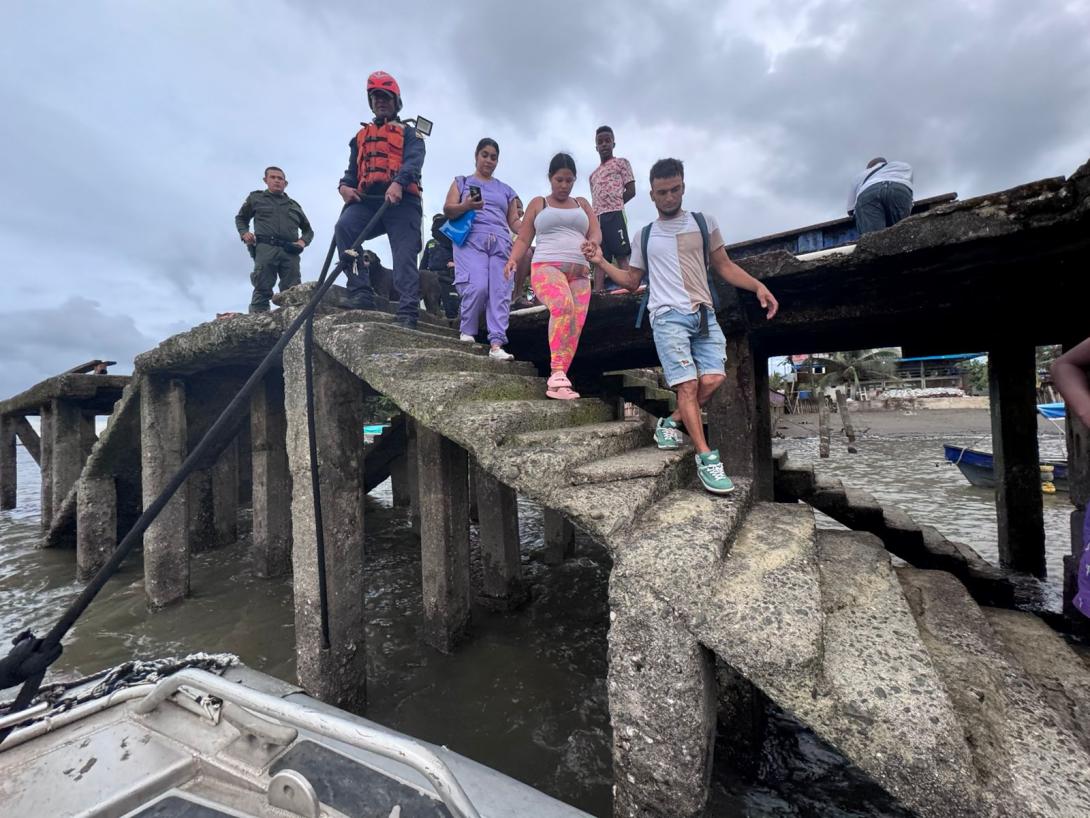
<box><xmin>531</xmin><ymin>261</ymin><xmax>591</xmax><ymax>373</ymax></box>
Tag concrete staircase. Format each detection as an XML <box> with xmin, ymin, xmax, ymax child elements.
<box><xmin>305</xmin><ymin>312</ymin><xmax>1090</xmax><ymax>818</ymax></box>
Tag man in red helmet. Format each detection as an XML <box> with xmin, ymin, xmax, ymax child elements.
<box><xmin>336</xmin><ymin>71</ymin><xmax>425</xmax><ymax>328</ymax></box>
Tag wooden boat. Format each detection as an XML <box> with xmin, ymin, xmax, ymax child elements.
<box><xmin>942</xmin><ymin>444</ymin><xmax>1068</xmax><ymax>492</ymax></box>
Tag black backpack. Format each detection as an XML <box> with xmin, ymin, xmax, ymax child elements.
<box><xmin>633</xmin><ymin>211</ymin><xmax>720</xmax><ymax>329</ymax></box>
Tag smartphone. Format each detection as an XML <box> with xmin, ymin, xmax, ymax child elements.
<box><xmin>468</xmin><ymin>185</ymin><xmax>482</xmax><ymax>201</ymax></box>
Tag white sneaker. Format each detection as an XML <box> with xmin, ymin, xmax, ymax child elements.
<box><xmin>459</xmin><ymin>333</ymin><xmax>475</xmax><ymax>343</ymax></box>
<box><xmin>488</xmin><ymin>346</ymin><xmax>514</xmax><ymax>361</ymax></box>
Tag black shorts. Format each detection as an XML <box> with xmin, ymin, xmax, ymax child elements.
<box><xmin>598</xmin><ymin>210</ymin><xmax>631</xmax><ymax>262</ymax></box>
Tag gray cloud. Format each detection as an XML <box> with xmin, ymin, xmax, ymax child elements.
<box><xmin>2</xmin><ymin>0</ymin><xmax>1088</xmax><ymax>400</ymax></box>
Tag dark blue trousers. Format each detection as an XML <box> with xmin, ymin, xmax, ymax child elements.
<box><xmin>335</xmin><ymin>196</ymin><xmax>422</xmax><ymax>322</ymax></box>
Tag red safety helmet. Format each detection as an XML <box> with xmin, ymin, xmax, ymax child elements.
<box><xmin>367</xmin><ymin>71</ymin><xmax>402</xmax><ymax>113</ymax></box>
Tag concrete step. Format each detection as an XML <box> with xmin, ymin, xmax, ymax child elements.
<box><xmin>568</xmin><ymin>445</ymin><xmax>693</xmax><ymax>485</ymax></box>
<box><xmin>441</xmin><ymin>399</ymin><xmax>615</xmax><ymax>453</ymax></box>
<box><xmin>898</xmin><ymin>568</ymin><xmax>1090</xmax><ymax>817</ymax></box>
<box><xmin>982</xmin><ymin>608</ymin><xmax>1090</xmax><ymax>758</ymax></box>
<box><xmin>814</xmin><ymin>531</ymin><xmax>985</xmax><ymax>818</ymax></box>
<box><xmin>498</xmin><ymin>422</ymin><xmax>650</xmax><ymax>491</ymax></box>
<box><xmin>367</xmin><ymin>349</ymin><xmax>538</xmax><ymax>378</ymax></box>
<box><xmin>548</xmin><ymin>455</ymin><xmax>716</xmax><ymax>543</ymax></box>
<box><xmin>398</xmin><ymin>373</ymin><xmax>546</xmax><ymax>408</ymax></box>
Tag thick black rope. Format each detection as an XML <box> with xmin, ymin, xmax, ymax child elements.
<box><xmin>0</xmin><ymin>198</ymin><xmax>389</xmax><ymax>743</ymax></box>
<box><xmin>303</xmin><ymin>314</ymin><xmax>332</xmax><ymax>650</ymax></box>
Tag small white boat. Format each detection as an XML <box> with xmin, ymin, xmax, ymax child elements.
<box><xmin>0</xmin><ymin>655</ymin><xmax>591</xmax><ymax>818</ymax></box>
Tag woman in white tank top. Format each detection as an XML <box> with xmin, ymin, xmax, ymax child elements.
<box><xmin>504</xmin><ymin>153</ymin><xmax>601</xmax><ymax>400</ymax></box>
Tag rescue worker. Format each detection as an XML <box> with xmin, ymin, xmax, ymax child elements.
<box><xmin>235</xmin><ymin>166</ymin><xmax>314</xmax><ymax>313</ymax></box>
<box><xmin>336</xmin><ymin>71</ymin><xmax>425</xmax><ymax>329</ymax></box>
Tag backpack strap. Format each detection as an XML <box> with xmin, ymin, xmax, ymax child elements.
<box><xmin>692</xmin><ymin>211</ymin><xmax>720</xmax><ymax>311</ymax></box>
<box><xmin>634</xmin><ymin>223</ymin><xmax>653</xmax><ymax>329</ymax></box>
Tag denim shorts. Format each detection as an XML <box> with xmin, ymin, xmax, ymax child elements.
<box><xmin>651</xmin><ymin>307</ymin><xmax>727</xmax><ymax>386</ymax></box>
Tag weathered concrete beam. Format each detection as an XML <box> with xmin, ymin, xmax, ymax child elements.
<box><xmin>609</xmin><ymin>578</ymin><xmax>717</xmax><ymax>818</ymax></box>
<box><xmin>709</xmin><ymin>334</ymin><xmax>773</xmax><ymax>500</ymax></box>
<box><xmin>474</xmin><ymin>462</ymin><xmax>523</xmax><ymax>609</ymax></box>
<box><xmin>283</xmin><ymin>335</ymin><xmax>367</xmax><ymax>710</ymax></box>
<box><xmin>76</xmin><ymin>475</ymin><xmax>116</xmax><ymax>580</ymax></box>
<box><xmin>13</xmin><ymin>416</ymin><xmax>40</xmax><ymax>465</ymax></box>
<box><xmin>417</xmin><ymin>423</ymin><xmax>471</xmax><ymax>653</ymax></box>
<box><xmin>0</xmin><ymin>374</ymin><xmax>130</xmax><ymax>418</ymax></box>
<box><xmin>140</xmin><ymin>375</ymin><xmax>189</xmax><ymax>606</ymax></box>
<box><xmin>0</xmin><ymin>416</ymin><xmax>16</xmax><ymax>510</ymax></box>
<box><xmin>251</xmin><ymin>369</ymin><xmax>292</xmax><ymax>578</ymax></box>
<box><xmin>389</xmin><ymin>452</ymin><xmax>410</xmax><ymax>506</ymax></box>
<box><xmin>543</xmin><ymin>508</ymin><xmax>575</xmax><ymax>565</ymax></box>
<box><xmin>988</xmin><ymin>344</ymin><xmax>1046</xmax><ymax>577</ymax></box>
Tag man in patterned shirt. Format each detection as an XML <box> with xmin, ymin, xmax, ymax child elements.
<box><xmin>589</xmin><ymin>126</ymin><xmax>635</xmax><ymax>292</ymax></box>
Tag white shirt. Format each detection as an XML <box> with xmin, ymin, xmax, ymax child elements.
<box><xmin>847</xmin><ymin>160</ymin><xmax>914</xmax><ymax>212</ymax></box>
<box><xmin>630</xmin><ymin>210</ymin><xmax>725</xmax><ymax>323</ymax></box>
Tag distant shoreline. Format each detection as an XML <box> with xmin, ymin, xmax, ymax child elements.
<box><xmin>775</xmin><ymin>408</ymin><xmax>1065</xmax><ymax>440</ymax></box>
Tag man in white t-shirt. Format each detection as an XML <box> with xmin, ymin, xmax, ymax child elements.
<box><xmin>586</xmin><ymin>158</ymin><xmax>778</xmax><ymax>495</ymax></box>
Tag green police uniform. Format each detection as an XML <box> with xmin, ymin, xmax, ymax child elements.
<box><xmin>235</xmin><ymin>189</ymin><xmax>315</xmax><ymax>312</ymax></box>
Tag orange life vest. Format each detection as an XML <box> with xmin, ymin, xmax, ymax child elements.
<box><xmin>354</xmin><ymin>121</ymin><xmax>421</xmax><ymax>195</ymax></box>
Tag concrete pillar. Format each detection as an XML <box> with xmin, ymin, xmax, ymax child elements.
<box><xmin>474</xmin><ymin>462</ymin><xmax>523</xmax><ymax>609</ymax></box>
<box><xmin>51</xmin><ymin>399</ymin><xmax>86</xmax><ymax>512</ymax></box>
<box><xmin>283</xmin><ymin>338</ymin><xmax>367</xmax><ymax>710</ymax></box>
<box><xmin>609</xmin><ymin>579</ymin><xmax>717</xmax><ymax>818</ymax></box>
<box><xmin>708</xmin><ymin>334</ymin><xmax>773</xmax><ymax>499</ymax></box>
<box><xmin>251</xmin><ymin>369</ymin><xmax>292</xmax><ymax>578</ymax></box>
<box><xmin>468</xmin><ymin>463</ymin><xmax>480</xmax><ymax>524</ymax></box>
<box><xmin>389</xmin><ymin>452</ymin><xmax>410</xmax><ymax>507</ymax></box>
<box><xmin>140</xmin><ymin>375</ymin><xmax>189</xmax><ymax>607</ymax></box>
<box><xmin>543</xmin><ymin>508</ymin><xmax>575</xmax><ymax>565</ymax></box>
<box><xmin>988</xmin><ymin>345</ymin><xmax>1045</xmax><ymax>577</ymax></box>
<box><xmin>80</xmin><ymin>412</ymin><xmax>97</xmax><ymax>459</ymax></box>
<box><xmin>407</xmin><ymin>417</ymin><xmax>421</xmax><ymax>533</ymax></box>
<box><xmin>185</xmin><ymin>375</ymin><xmax>245</xmax><ymax>552</ymax></box>
<box><xmin>417</xmin><ymin>424</ymin><xmax>471</xmax><ymax>653</ymax></box>
<box><xmin>1063</xmin><ymin>395</ymin><xmax>1088</xmax><ymax>622</ymax></box>
<box><xmin>1</xmin><ymin>416</ymin><xmax>16</xmax><ymax>510</ymax></box>
<box><xmin>76</xmin><ymin>475</ymin><xmax>117</xmax><ymax>580</ymax></box>
<box><xmin>212</xmin><ymin>437</ymin><xmax>239</xmax><ymax>547</ymax></box>
<box><xmin>39</xmin><ymin>404</ymin><xmax>53</xmax><ymax>530</ymax></box>
<box><xmin>236</xmin><ymin>417</ymin><xmax>253</xmax><ymax>506</ymax></box>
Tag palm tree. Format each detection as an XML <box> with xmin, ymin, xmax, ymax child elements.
<box><xmin>810</xmin><ymin>348</ymin><xmax>900</xmax><ymax>399</ymax></box>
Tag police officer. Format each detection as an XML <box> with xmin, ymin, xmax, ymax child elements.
<box><xmin>235</xmin><ymin>166</ymin><xmax>314</xmax><ymax>313</ymax></box>
<box><xmin>419</xmin><ymin>214</ymin><xmax>456</xmax><ymax>318</ymax></box>
<box><xmin>336</xmin><ymin>71</ymin><xmax>425</xmax><ymax>329</ymax></box>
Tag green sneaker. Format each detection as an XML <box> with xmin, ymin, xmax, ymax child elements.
<box><xmin>696</xmin><ymin>450</ymin><xmax>735</xmax><ymax>495</ymax></box>
<box><xmin>654</xmin><ymin>416</ymin><xmax>683</xmax><ymax>450</ymax></box>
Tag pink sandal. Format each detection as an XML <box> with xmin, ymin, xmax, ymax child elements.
<box><xmin>546</xmin><ymin>371</ymin><xmax>580</xmax><ymax>400</ymax></box>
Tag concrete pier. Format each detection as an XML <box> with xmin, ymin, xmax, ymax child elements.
<box><xmin>140</xmin><ymin>375</ymin><xmax>189</xmax><ymax>607</ymax></box>
<box><xmin>474</xmin><ymin>462</ymin><xmax>523</xmax><ymax>609</ymax></box>
<box><xmin>250</xmin><ymin>369</ymin><xmax>292</xmax><ymax>578</ymax></box>
<box><xmin>283</xmin><ymin>339</ymin><xmax>367</xmax><ymax>709</ymax></box>
<box><xmin>417</xmin><ymin>423</ymin><xmax>471</xmax><ymax>653</ymax></box>
<box><xmin>988</xmin><ymin>344</ymin><xmax>1046</xmax><ymax>576</ymax></box>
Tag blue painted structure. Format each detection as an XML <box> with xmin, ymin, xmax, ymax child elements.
<box><xmin>727</xmin><ymin>193</ymin><xmax>956</xmax><ymax>260</ymax></box>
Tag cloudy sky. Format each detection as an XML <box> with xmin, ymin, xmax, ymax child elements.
<box><xmin>2</xmin><ymin>0</ymin><xmax>1088</xmax><ymax>397</ymax></box>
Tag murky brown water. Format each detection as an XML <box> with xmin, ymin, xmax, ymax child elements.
<box><xmin>1</xmin><ymin>426</ymin><xmax>1074</xmax><ymax>816</ymax></box>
